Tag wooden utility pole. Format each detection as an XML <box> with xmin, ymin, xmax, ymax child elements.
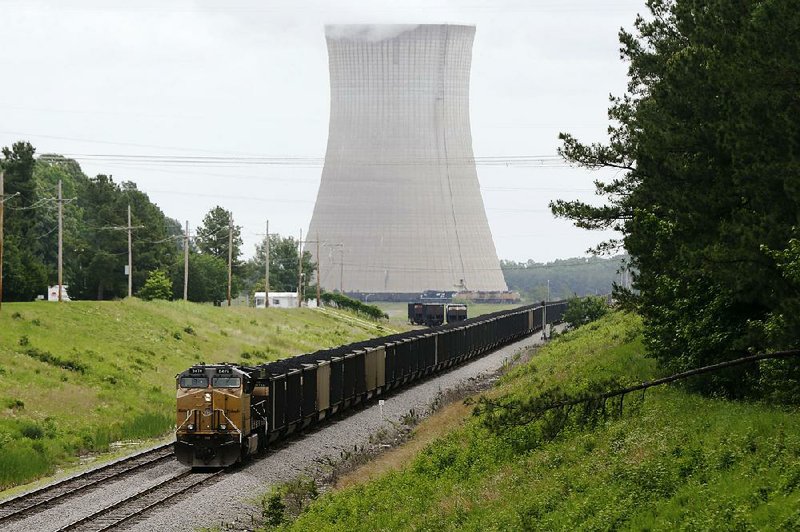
<box><xmin>297</xmin><ymin>228</ymin><xmax>303</xmax><ymax>307</ymax></box>
<box><xmin>316</xmin><ymin>233</ymin><xmax>321</xmax><ymax>307</ymax></box>
<box><xmin>0</xmin><ymin>170</ymin><xmax>4</xmax><ymax>312</ymax></box>
<box><xmin>57</xmin><ymin>180</ymin><xmax>63</xmax><ymax>302</ymax></box>
<box><xmin>264</xmin><ymin>220</ymin><xmax>269</xmax><ymax>307</ymax></box>
<box><xmin>127</xmin><ymin>204</ymin><xmax>133</xmax><ymax>298</ymax></box>
<box><xmin>183</xmin><ymin>220</ymin><xmax>189</xmax><ymax>301</ymax></box>
<box><xmin>227</xmin><ymin>217</ymin><xmax>233</xmax><ymax>307</ymax></box>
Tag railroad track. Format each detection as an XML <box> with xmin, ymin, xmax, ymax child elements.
<box><xmin>0</xmin><ymin>442</ymin><xmax>175</xmax><ymax>527</ymax></box>
<box><xmin>57</xmin><ymin>469</ymin><xmax>224</xmax><ymax>531</ymax></box>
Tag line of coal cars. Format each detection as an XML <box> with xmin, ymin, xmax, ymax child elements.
<box><xmin>175</xmin><ymin>300</ymin><xmax>567</xmax><ymax>467</ymax></box>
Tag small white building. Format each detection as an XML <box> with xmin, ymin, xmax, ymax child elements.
<box><xmin>254</xmin><ymin>291</ymin><xmax>299</xmax><ymax>309</ymax></box>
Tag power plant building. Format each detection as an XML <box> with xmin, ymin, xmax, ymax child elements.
<box><xmin>307</xmin><ymin>24</ymin><xmax>508</xmax><ymax>297</ymax></box>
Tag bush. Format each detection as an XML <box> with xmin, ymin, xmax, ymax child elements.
<box><xmin>563</xmin><ymin>296</ymin><xmax>609</xmax><ymax>328</ymax></box>
<box><xmin>21</xmin><ymin>424</ymin><xmax>44</xmax><ymax>440</ymax></box>
<box><xmin>138</xmin><ymin>269</ymin><xmax>173</xmax><ymax>301</ymax></box>
<box><xmin>320</xmin><ymin>292</ymin><xmax>388</xmax><ymax>320</ymax></box>
<box><xmin>261</xmin><ymin>477</ymin><xmax>319</xmax><ymax>527</ymax></box>
<box><xmin>4</xmin><ymin>398</ymin><xmax>24</xmax><ymax>411</ymax></box>
<box><xmin>24</xmin><ymin>347</ymin><xmax>87</xmax><ymax>373</ymax></box>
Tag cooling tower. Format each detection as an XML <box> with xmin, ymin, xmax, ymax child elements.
<box><xmin>307</xmin><ymin>24</ymin><xmax>508</xmax><ymax>296</ymax></box>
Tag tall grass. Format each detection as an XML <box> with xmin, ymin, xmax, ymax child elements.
<box><xmin>280</xmin><ymin>312</ymin><xmax>800</xmax><ymax>531</ymax></box>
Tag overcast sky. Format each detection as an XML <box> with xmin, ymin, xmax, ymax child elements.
<box><xmin>1</xmin><ymin>0</ymin><xmax>645</xmax><ymax>262</ymax></box>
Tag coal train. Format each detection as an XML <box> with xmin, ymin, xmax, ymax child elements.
<box><xmin>175</xmin><ymin>301</ymin><xmax>567</xmax><ymax>467</ymax></box>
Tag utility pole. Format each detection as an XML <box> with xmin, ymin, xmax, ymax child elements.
<box><xmin>127</xmin><ymin>204</ymin><xmax>133</xmax><ymax>298</ymax></box>
<box><xmin>227</xmin><ymin>217</ymin><xmax>233</xmax><ymax>307</ymax></box>
<box><xmin>316</xmin><ymin>233</ymin><xmax>321</xmax><ymax>307</ymax></box>
<box><xmin>264</xmin><ymin>220</ymin><xmax>270</xmax><ymax>307</ymax></box>
<box><xmin>0</xmin><ymin>170</ymin><xmax>4</xmax><ymax>312</ymax></box>
<box><xmin>57</xmin><ymin>180</ymin><xmax>63</xmax><ymax>302</ymax></box>
<box><xmin>297</xmin><ymin>228</ymin><xmax>303</xmax><ymax>307</ymax></box>
<box><xmin>340</xmin><ymin>248</ymin><xmax>344</xmax><ymax>293</ymax></box>
<box><xmin>183</xmin><ymin>221</ymin><xmax>189</xmax><ymax>301</ymax></box>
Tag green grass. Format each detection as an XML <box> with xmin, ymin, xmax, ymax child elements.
<box><xmin>0</xmin><ymin>299</ymin><xmax>396</xmax><ymax>491</ymax></box>
<box><xmin>278</xmin><ymin>312</ymin><xmax>800</xmax><ymax>531</ymax></box>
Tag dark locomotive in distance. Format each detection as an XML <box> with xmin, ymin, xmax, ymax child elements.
<box><xmin>407</xmin><ymin>302</ymin><xmax>468</xmax><ymax>326</ymax></box>
<box><xmin>175</xmin><ymin>301</ymin><xmax>566</xmax><ymax>467</ymax></box>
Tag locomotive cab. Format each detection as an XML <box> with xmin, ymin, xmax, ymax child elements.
<box><xmin>175</xmin><ymin>364</ymin><xmax>262</xmax><ymax>467</ymax></box>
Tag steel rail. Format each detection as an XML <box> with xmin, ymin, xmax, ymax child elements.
<box><xmin>0</xmin><ymin>442</ymin><xmax>174</xmax><ymax>525</ymax></box>
<box><xmin>57</xmin><ymin>469</ymin><xmax>223</xmax><ymax>532</ymax></box>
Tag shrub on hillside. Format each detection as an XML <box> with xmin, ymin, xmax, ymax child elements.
<box><xmin>138</xmin><ymin>270</ymin><xmax>173</xmax><ymax>301</ymax></box>
<box><xmin>321</xmin><ymin>292</ymin><xmax>388</xmax><ymax>320</ymax></box>
<box><xmin>563</xmin><ymin>296</ymin><xmax>609</xmax><ymax>328</ymax></box>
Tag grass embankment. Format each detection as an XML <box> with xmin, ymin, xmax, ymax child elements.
<box><xmin>0</xmin><ymin>299</ymin><xmax>394</xmax><ymax>491</ymax></box>
<box><xmin>278</xmin><ymin>312</ymin><xmax>800</xmax><ymax>530</ymax></box>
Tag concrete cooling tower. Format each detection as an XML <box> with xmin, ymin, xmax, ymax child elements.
<box><xmin>307</xmin><ymin>24</ymin><xmax>508</xmax><ymax>297</ymax></box>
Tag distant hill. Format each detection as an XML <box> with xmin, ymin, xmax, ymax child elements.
<box><xmin>501</xmin><ymin>255</ymin><xmax>628</xmax><ymax>301</ymax></box>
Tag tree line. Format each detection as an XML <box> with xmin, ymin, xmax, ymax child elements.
<box><xmin>0</xmin><ymin>144</ymin><xmax>315</xmax><ymax>303</ymax></box>
<box><xmin>552</xmin><ymin>0</ymin><xmax>799</xmax><ymax>401</ymax></box>
<box><xmin>501</xmin><ymin>255</ymin><xmax>628</xmax><ymax>302</ymax></box>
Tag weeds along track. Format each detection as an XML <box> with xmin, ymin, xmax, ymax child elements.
<box><xmin>0</xmin><ymin>443</ymin><xmax>175</xmax><ymax>526</ymax></box>
<box><xmin>56</xmin><ymin>469</ymin><xmax>224</xmax><ymax>531</ymax></box>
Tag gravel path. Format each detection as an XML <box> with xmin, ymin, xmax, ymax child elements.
<box><xmin>5</xmin><ymin>333</ymin><xmax>548</xmax><ymax>532</ymax></box>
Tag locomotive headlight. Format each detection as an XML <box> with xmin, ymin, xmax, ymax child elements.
<box><xmin>187</xmin><ymin>424</ymin><xmax>195</xmax><ymax>431</ymax></box>
<box><xmin>219</xmin><ymin>424</ymin><xmax>227</xmax><ymax>431</ymax></box>
<box><xmin>204</xmin><ymin>393</ymin><xmax>211</xmax><ymax>402</ymax></box>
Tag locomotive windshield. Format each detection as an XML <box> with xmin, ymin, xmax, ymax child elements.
<box><xmin>180</xmin><ymin>376</ymin><xmax>208</xmax><ymax>388</ymax></box>
<box><xmin>212</xmin><ymin>377</ymin><xmax>241</xmax><ymax>388</ymax></box>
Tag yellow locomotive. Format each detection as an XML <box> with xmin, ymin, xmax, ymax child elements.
<box><xmin>175</xmin><ymin>364</ymin><xmax>268</xmax><ymax>467</ymax></box>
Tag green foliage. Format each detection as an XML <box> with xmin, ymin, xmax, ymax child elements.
<box><xmin>138</xmin><ymin>270</ymin><xmax>173</xmax><ymax>301</ymax></box>
<box><xmin>1</xmin><ymin>142</ymin><xmax>49</xmax><ymax>301</ymax></box>
<box><xmin>195</xmin><ymin>206</ymin><xmax>242</xmax><ymax>270</ymax></box>
<box><xmin>280</xmin><ymin>313</ymin><xmax>800</xmax><ymax>531</ymax></box>
<box><xmin>4</xmin><ymin>398</ymin><xmax>24</xmax><ymax>410</ymax></box>
<box><xmin>321</xmin><ymin>292</ymin><xmax>388</xmax><ymax>320</ymax></box>
<box><xmin>501</xmin><ymin>255</ymin><xmax>626</xmax><ymax>301</ymax></box>
<box><xmin>563</xmin><ymin>295</ymin><xmax>609</xmax><ymax>327</ymax></box>
<box><xmin>171</xmin><ymin>252</ymin><xmax>229</xmax><ymax>303</ymax></box>
<box><xmin>263</xmin><ymin>490</ymin><xmax>287</xmax><ymax>527</ymax></box>
<box><xmin>1</xmin><ymin>147</ymin><xmax>181</xmax><ymax>301</ymax></box>
<box><xmin>23</xmin><ymin>347</ymin><xmax>87</xmax><ymax>373</ymax></box>
<box><xmin>243</xmin><ymin>234</ymin><xmax>317</xmax><ymax>297</ymax></box>
<box><xmin>71</xmin><ymin>175</ymin><xmax>179</xmax><ymax>300</ymax></box>
<box><xmin>551</xmin><ymin>0</ymin><xmax>800</xmax><ymax>398</ymax></box>
<box><xmin>261</xmin><ymin>477</ymin><xmax>319</xmax><ymax>528</ymax></box>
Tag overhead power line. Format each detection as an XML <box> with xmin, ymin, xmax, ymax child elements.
<box><xmin>38</xmin><ymin>153</ymin><xmax>570</xmax><ymax>168</ymax></box>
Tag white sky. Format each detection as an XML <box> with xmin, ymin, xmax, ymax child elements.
<box><xmin>0</xmin><ymin>0</ymin><xmax>644</xmax><ymax>262</ymax></box>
